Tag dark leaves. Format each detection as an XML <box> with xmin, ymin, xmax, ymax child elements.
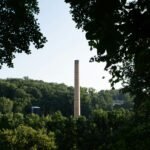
<box><xmin>0</xmin><ymin>0</ymin><xmax>47</xmax><ymax>68</ymax></box>
<box><xmin>65</xmin><ymin>0</ymin><xmax>150</xmax><ymax>110</ymax></box>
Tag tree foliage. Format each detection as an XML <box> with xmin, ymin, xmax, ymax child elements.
<box><xmin>0</xmin><ymin>109</ymin><xmax>148</xmax><ymax>150</ymax></box>
<box><xmin>0</xmin><ymin>97</ymin><xmax>13</xmax><ymax>113</ymax></box>
<box><xmin>0</xmin><ymin>125</ymin><xmax>56</xmax><ymax>150</ymax></box>
<box><xmin>65</xmin><ymin>0</ymin><xmax>150</xmax><ymax>108</ymax></box>
<box><xmin>0</xmin><ymin>0</ymin><xmax>47</xmax><ymax>68</ymax></box>
<box><xmin>0</xmin><ymin>78</ymin><xmax>133</xmax><ymax>116</ymax></box>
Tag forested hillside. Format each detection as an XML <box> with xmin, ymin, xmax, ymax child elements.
<box><xmin>0</xmin><ymin>79</ymin><xmax>148</xmax><ymax>149</ymax></box>
<box><xmin>0</xmin><ymin>78</ymin><xmax>133</xmax><ymax>116</ymax></box>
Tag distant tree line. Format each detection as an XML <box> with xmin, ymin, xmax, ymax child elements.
<box><xmin>0</xmin><ymin>78</ymin><xmax>133</xmax><ymax>116</ymax></box>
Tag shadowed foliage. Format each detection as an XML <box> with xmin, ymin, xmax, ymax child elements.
<box><xmin>0</xmin><ymin>0</ymin><xmax>47</xmax><ymax>68</ymax></box>
<box><xmin>65</xmin><ymin>0</ymin><xmax>150</xmax><ymax>111</ymax></box>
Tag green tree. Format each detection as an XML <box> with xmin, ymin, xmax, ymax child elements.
<box><xmin>0</xmin><ymin>113</ymin><xmax>24</xmax><ymax>129</ymax></box>
<box><xmin>0</xmin><ymin>78</ymin><xmax>134</xmax><ymax>116</ymax></box>
<box><xmin>80</xmin><ymin>88</ymin><xmax>91</xmax><ymax>116</ymax></box>
<box><xmin>65</xmin><ymin>0</ymin><xmax>150</xmax><ymax>110</ymax></box>
<box><xmin>25</xmin><ymin>114</ymin><xmax>46</xmax><ymax>129</ymax></box>
<box><xmin>0</xmin><ymin>125</ymin><xmax>56</xmax><ymax>150</ymax></box>
<box><xmin>0</xmin><ymin>0</ymin><xmax>47</xmax><ymax>68</ymax></box>
<box><xmin>13</xmin><ymin>98</ymin><xmax>30</xmax><ymax>113</ymax></box>
<box><xmin>0</xmin><ymin>97</ymin><xmax>13</xmax><ymax>113</ymax></box>
<box><xmin>46</xmin><ymin>112</ymin><xmax>69</xmax><ymax>150</ymax></box>
<box><xmin>111</xmin><ymin>119</ymin><xmax>150</xmax><ymax>150</ymax></box>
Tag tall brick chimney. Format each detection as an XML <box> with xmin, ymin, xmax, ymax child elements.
<box><xmin>74</xmin><ymin>60</ymin><xmax>80</xmax><ymax>117</ymax></box>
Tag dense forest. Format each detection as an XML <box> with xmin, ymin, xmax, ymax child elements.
<box><xmin>0</xmin><ymin>78</ymin><xmax>133</xmax><ymax>116</ymax></box>
<box><xmin>0</xmin><ymin>78</ymin><xmax>149</xmax><ymax>150</ymax></box>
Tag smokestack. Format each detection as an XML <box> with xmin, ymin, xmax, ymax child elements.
<box><xmin>74</xmin><ymin>60</ymin><xmax>80</xmax><ymax>117</ymax></box>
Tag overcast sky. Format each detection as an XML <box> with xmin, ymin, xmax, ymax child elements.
<box><xmin>0</xmin><ymin>0</ymin><xmax>122</xmax><ymax>90</ymax></box>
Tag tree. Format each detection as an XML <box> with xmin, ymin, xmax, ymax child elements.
<box><xmin>65</xmin><ymin>0</ymin><xmax>150</xmax><ymax>109</ymax></box>
<box><xmin>0</xmin><ymin>125</ymin><xmax>56</xmax><ymax>150</ymax></box>
<box><xmin>0</xmin><ymin>78</ymin><xmax>133</xmax><ymax>116</ymax></box>
<box><xmin>0</xmin><ymin>0</ymin><xmax>47</xmax><ymax>68</ymax></box>
<box><xmin>0</xmin><ymin>97</ymin><xmax>13</xmax><ymax>113</ymax></box>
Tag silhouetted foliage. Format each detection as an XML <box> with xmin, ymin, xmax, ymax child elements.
<box><xmin>0</xmin><ymin>0</ymin><xmax>47</xmax><ymax>68</ymax></box>
<box><xmin>65</xmin><ymin>0</ymin><xmax>150</xmax><ymax>110</ymax></box>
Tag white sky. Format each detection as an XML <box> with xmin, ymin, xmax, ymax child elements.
<box><xmin>0</xmin><ymin>0</ymin><xmax>122</xmax><ymax>90</ymax></box>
